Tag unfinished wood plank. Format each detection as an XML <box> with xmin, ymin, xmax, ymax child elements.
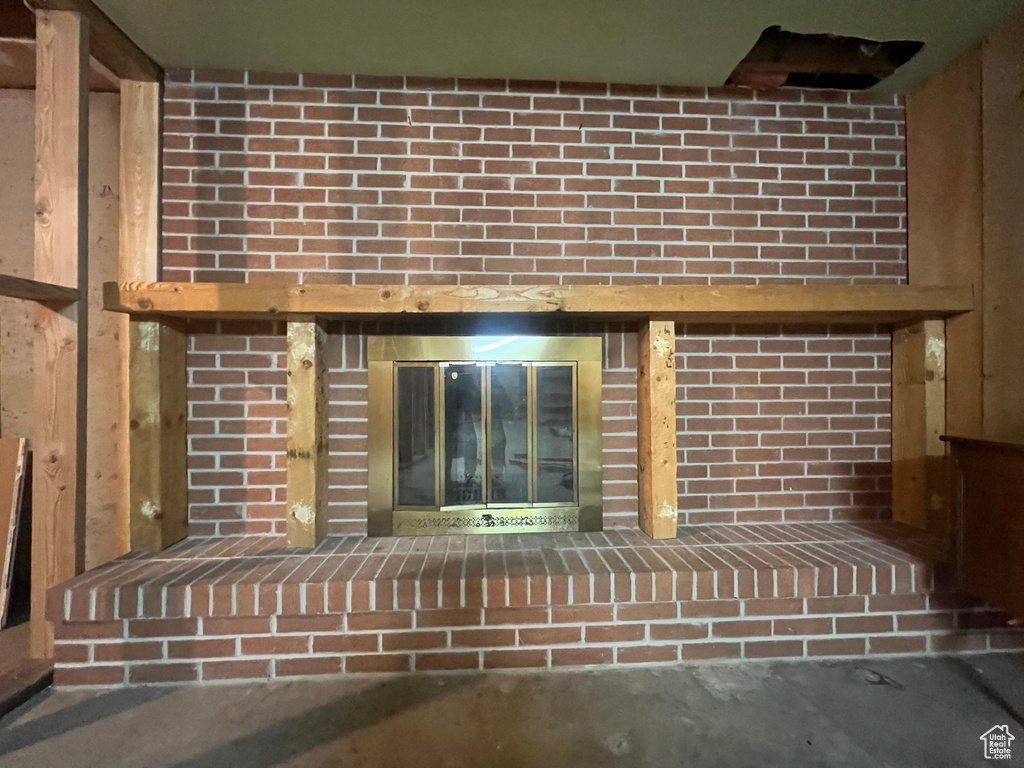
<box><xmin>25</xmin><ymin>0</ymin><xmax>161</xmax><ymax>81</ymax></box>
<box><xmin>103</xmin><ymin>282</ymin><xmax>975</xmax><ymax>324</ymax></box>
<box><xmin>119</xmin><ymin>80</ymin><xmax>160</xmax><ymax>280</ymax></box>
<box><xmin>982</xmin><ymin>5</ymin><xmax>1024</xmax><ymax>441</ymax></box>
<box><xmin>31</xmin><ymin>9</ymin><xmax>88</xmax><ymax>658</ymax></box>
<box><xmin>128</xmin><ymin>319</ymin><xmax>188</xmax><ymax>551</ymax></box>
<box><xmin>286</xmin><ymin>319</ymin><xmax>328</xmax><ymax>547</ymax></box>
<box><xmin>0</xmin><ymin>438</ymin><xmax>28</xmax><ymax>628</ymax></box>
<box><xmin>637</xmin><ymin>320</ymin><xmax>677</xmax><ymax>539</ymax></box>
<box><xmin>120</xmin><ymin>77</ymin><xmax>172</xmax><ymax>553</ymax></box>
<box><xmin>906</xmin><ymin>42</ymin><xmax>984</xmax><ymax>442</ymax></box>
<box><xmin>892</xmin><ymin>321</ymin><xmax>947</xmax><ymax>533</ymax></box>
<box><xmin>84</xmin><ymin>91</ymin><xmax>124</xmax><ymax>569</ymax></box>
<box><xmin>0</xmin><ymin>274</ymin><xmax>78</xmax><ymax>304</ymax></box>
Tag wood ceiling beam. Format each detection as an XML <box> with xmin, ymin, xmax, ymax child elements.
<box><xmin>102</xmin><ymin>282</ymin><xmax>974</xmax><ymax>325</ymax></box>
<box><xmin>25</xmin><ymin>0</ymin><xmax>161</xmax><ymax>81</ymax></box>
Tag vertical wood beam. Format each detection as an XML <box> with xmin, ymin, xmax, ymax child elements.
<box><xmin>31</xmin><ymin>9</ymin><xmax>88</xmax><ymax>657</ymax></box>
<box><xmin>118</xmin><ymin>79</ymin><xmax>182</xmax><ymax>551</ymax></box>
<box><xmin>982</xmin><ymin>8</ymin><xmax>1024</xmax><ymax>439</ymax></box>
<box><xmin>899</xmin><ymin>43</ymin><xmax>984</xmax><ymax>537</ymax></box>
<box><xmin>286</xmin><ymin>318</ymin><xmax>328</xmax><ymax>547</ymax></box>
<box><xmin>637</xmin><ymin>319</ymin><xmax>678</xmax><ymax>539</ymax></box>
<box><xmin>127</xmin><ymin>319</ymin><xmax>188</xmax><ymax>550</ymax></box>
<box><xmin>892</xmin><ymin>321</ymin><xmax>946</xmax><ymax>532</ymax></box>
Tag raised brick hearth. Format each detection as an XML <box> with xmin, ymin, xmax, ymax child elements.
<box><xmin>49</xmin><ymin>522</ymin><xmax>1022</xmax><ymax>686</ymax></box>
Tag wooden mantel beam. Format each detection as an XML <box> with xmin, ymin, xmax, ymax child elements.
<box><xmin>103</xmin><ymin>282</ymin><xmax>975</xmax><ymax>324</ymax></box>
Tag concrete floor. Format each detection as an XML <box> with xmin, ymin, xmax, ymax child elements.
<box><xmin>0</xmin><ymin>655</ymin><xmax>1022</xmax><ymax>767</ymax></box>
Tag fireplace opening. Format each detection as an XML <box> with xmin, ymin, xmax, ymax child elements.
<box><xmin>367</xmin><ymin>336</ymin><xmax>604</xmax><ymax>536</ymax></box>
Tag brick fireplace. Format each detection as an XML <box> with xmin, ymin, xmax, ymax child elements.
<box><xmin>48</xmin><ymin>70</ymin><xmax>1023</xmax><ymax>685</ymax></box>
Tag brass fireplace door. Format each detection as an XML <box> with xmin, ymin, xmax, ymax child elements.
<box><xmin>367</xmin><ymin>336</ymin><xmax>603</xmax><ymax>536</ymax></box>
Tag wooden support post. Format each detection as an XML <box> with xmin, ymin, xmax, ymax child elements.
<box><xmin>899</xmin><ymin>42</ymin><xmax>983</xmax><ymax>538</ymax></box>
<box><xmin>286</xmin><ymin>319</ymin><xmax>328</xmax><ymax>547</ymax></box>
<box><xmin>892</xmin><ymin>321</ymin><xmax>947</xmax><ymax>532</ymax></box>
<box><xmin>128</xmin><ymin>319</ymin><xmax>188</xmax><ymax>550</ymax></box>
<box><xmin>118</xmin><ymin>78</ymin><xmax>179</xmax><ymax>551</ymax></box>
<box><xmin>31</xmin><ymin>9</ymin><xmax>88</xmax><ymax>658</ymax></box>
<box><xmin>637</xmin><ymin>319</ymin><xmax>678</xmax><ymax>539</ymax></box>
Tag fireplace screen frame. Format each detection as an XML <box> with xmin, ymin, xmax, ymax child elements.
<box><xmin>367</xmin><ymin>335</ymin><xmax>603</xmax><ymax>536</ymax></box>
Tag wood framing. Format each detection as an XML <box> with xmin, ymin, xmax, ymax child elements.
<box><xmin>982</xmin><ymin>7</ymin><xmax>1024</xmax><ymax>439</ymax></box>
<box><xmin>896</xmin><ymin>42</ymin><xmax>986</xmax><ymax>537</ymax></box>
<box><xmin>892</xmin><ymin>321</ymin><xmax>946</xmax><ymax>533</ymax></box>
<box><xmin>103</xmin><ymin>282</ymin><xmax>974</xmax><ymax>324</ymax></box>
<box><xmin>286</xmin><ymin>319</ymin><xmax>328</xmax><ymax>548</ymax></box>
<box><xmin>127</xmin><ymin>319</ymin><xmax>188</xmax><ymax>551</ymax></box>
<box><xmin>119</xmin><ymin>77</ymin><xmax>172</xmax><ymax>551</ymax></box>
<box><xmin>0</xmin><ymin>274</ymin><xmax>78</xmax><ymax>303</ymax></box>
<box><xmin>637</xmin><ymin>320</ymin><xmax>678</xmax><ymax>539</ymax></box>
<box><xmin>31</xmin><ymin>9</ymin><xmax>88</xmax><ymax>657</ymax></box>
<box><xmin>25</xmin><ymin>0</ymin><xmax>161</xmax><ymax>81</ymax></box>
<box><xmin>119</xmin><ymin>80</ymin><xmax>161</xmax><ymax>274</ymax></box>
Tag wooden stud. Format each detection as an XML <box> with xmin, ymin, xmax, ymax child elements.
<box><xmin>102</xmin><ymin>282</ymin><xmax>975</xmax><ymax>325</ymax></box>
<box><xmin>119</xmin><ymin>80</ymin><xmax>161</xmax><ymax>278</ymax></box>
<box><xmin>906</xmin><ymin>44</ymin><xmax>984</xmax><ymax>441</ymax></box>
<box><xmin>637</xmin><ymin>320</ymin><xmax>678</xmax><ymax>539</ymax></box>
<box><xmin>119</xmin><ymin>77</ymin><xmax>175</xmax><ymax>552</ymax></box>
<box><xmin>892</xmin><ymin>321</ymin><xmax>946</xmax><ymax>533</ymax></box>
<box><xmin>31</xmin><ymin>9</ymin><xmax>88</xmax><ymax>658</ymax></box>
<box><xmin>286</xmin><ymin>319</ymin><xmax>328</xmax><ymax>548</ymax></box>
<box><xmin>982</xmin><ymin>6</ymin><xmax>1024</xmax><ymax>439</ymax></box>
<box><xmin>127</xmin><ymin>319</ymin><xmax>188</xmax><ymax>551</ymax></box>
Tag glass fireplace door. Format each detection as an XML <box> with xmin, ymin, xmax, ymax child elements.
<box><xmin>394</xmin><ymin>361</ymin><xmax>578</xmax><ymax>514</ymax></box>
<box><xmin>369</xmin><ymin>335</ymin><xmax>602</xmax><ymax>536</ymax></box>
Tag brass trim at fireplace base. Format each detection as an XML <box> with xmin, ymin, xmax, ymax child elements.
<box><xmin>367</xmin><ymin>335</ymin><xmax>603</xmax><ymax>537</ymax></box>
<box><xmin>393</xmin><ymin>507</ymin><xmax>583</xmax><ymax>536</ymax></box>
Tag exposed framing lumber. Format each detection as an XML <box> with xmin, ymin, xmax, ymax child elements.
<box><xmin>898</xmin><ymin>42</ymin><xmax>984</xmax><ymax>537</ymax></box>
<box><xmin>286</xmin><ymin>319</ymin><xmax>328</xmax><ymax>548</ymax></box>
<box><xmin>118</xmin><ymin>77</ymin><xmax>177</xmax><ymax>551</ymax></box>
<box><xmin>892</xmin><ymin>321</ymin><xmax>947</xmax><ymax>532</ymax></box>
<box><xmin>127</xmin><ymin>319</ymin><xmax>188</xmax><ymax>551</ymax></box>
<box><xmin>25</xmin><ymin>0</ymin><xmax>161</xmax><ymax>81</ymax></box>
<box><xmin>103</xmin><ymin>282</ymin><xmax>975</xmax><ymax>324</ymax></box>
<box><xmin>31</xmin><ymin>9</ymin><xmax>88</xmax><ymax>658</ymax></box>
<box><xmin>0</xmin><ymin>274</ymin><xmax>78</xmax><ymax>303</ymax></box>
<box><xmin>637</xmin><ymin>320</ymin><xmax>678</xmax><ymax>539</ymax></box>
<box><xmin>982</xmin><ymin>7</ymin><xmax>1024</xmax><ymax>439</ymax></box>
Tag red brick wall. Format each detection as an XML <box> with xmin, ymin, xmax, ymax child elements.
<box><xmin>165</xmin><ymin>70</ymin><xmax>904</xmax><ymax>536</ymax></box>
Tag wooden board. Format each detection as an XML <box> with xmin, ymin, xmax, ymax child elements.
<box><xmin>0</xmin><ymin>438</ymin><xmax>28</xmax><ymax>628</ymax></box>
<box><xmin>128</xmin><ymin>319</ymin><xmax>188</xmax><ymax>551</ymax></box>
<box><xmin>0</xmin><ymin>90</ymin><xmax>37</xmax><ymax>442</ymax></box>
<box><xmin>637</xmin><ymin>320</ymin><xmax>678</xmax><ymax>539</ymax></box>
<box><xmin>103</xmin><ymin>282</ymin><xmax>975</xmax><ymax>324</ymax></box>
<box><xmin>982</xmin><ymin>5</ymin><xmax>1024</xmax><ymax>441</ymax></box>
<box><xmin>31</xmin><ymin>9</ymin><xmax>88</xmax><ymax>658</ymax></box>
<box><xmin>0</xmin><ymin>275</ymin><xmax>78</xmax><ymax>304</ymax></box>
<box><xmin>898</xmin><ymin>41</ymin><xmax>985</xmax><ymax>537</ymax></box>
<box><xmin>891</xmin><ymin>321</ymin><xmax>946</xmax><ymax>534</ymax></box>
<box><xmin>84</xmin><ymin>91</ymin><xmax>125</xmax><ymax>569</ymax></box>
<box><xmin>286</xmin><ymin>319</ymin><xmax>328</xmax><ymax>547</ymax></box>
<box><xmin>24</xmin><ymin>0</ymin><xmax>161</xmax><ymax>81</ymax></box>
<box><xmin>118</xmin><ymin>80</ymin><xmax>160</xmax><ymax>281</ymax></box>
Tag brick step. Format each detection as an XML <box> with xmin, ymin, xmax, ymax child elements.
<box><xmin>47</xmin><ymin>522</ymin><xmax>1024</xmax><ymax>686</ymax></box>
